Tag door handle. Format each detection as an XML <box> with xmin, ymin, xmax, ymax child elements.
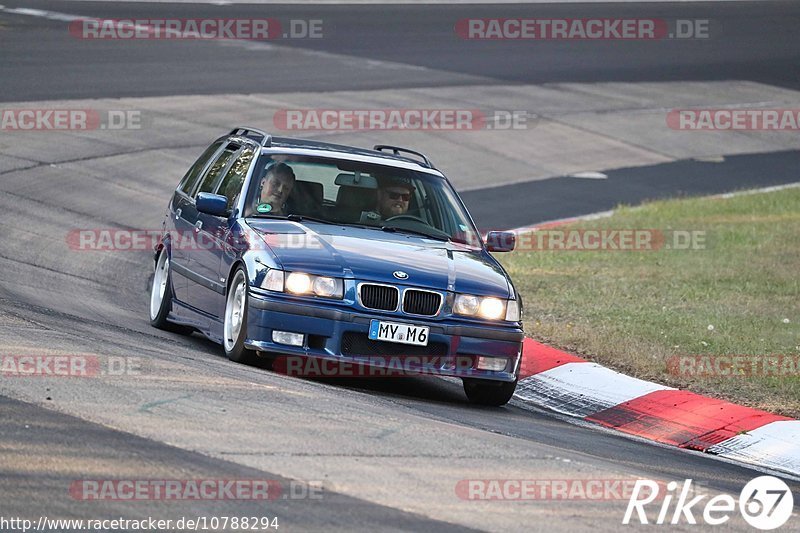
<box><xmin>194</xmin><ymin>220</ymin><xmax>203</xmax><ymax>233</ymax></box>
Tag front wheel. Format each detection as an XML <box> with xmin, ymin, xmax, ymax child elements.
<box><xmin>223</xmin><ymin>268</ymin><xmax>257</xmax><ymax>364</ymax></box>
<box><xmin>463</xmin><ymin>378</ymin><xmax>517</xmax><ymax>406</ymax></box>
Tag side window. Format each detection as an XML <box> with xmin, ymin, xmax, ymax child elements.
<box><xmin>216</xmin><ymin>147</ymin><xmax>255</xmax><ymax>209</ymax></box>
<box><xmin>195</xmin><ymin>143</ymin><xmax>239</xmax><ymax>197</ymax></box>
<box><xmin>178</xmin><ymin>141</ymin><xmax>223</xmax><ymax>195</ymax></box>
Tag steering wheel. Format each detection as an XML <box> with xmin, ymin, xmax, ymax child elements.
<box><xmin>385</xmin><ymin>214</ymin><xmax>428</xmax><ymax>224</ymax></box>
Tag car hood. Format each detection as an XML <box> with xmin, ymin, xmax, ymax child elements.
<box><xmin>246</xmin><ymin>220</ymin><xmax>512</xmax><ymax>298</ymax></box>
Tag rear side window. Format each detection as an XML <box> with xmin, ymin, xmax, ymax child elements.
<box><xmin>216</xmin><ymin>147</ymin><xmax>255</xmax><ymax>209</ymax></box>
<box><xmin>178</xmin><ymin>141</ymin><xmax>222</xmax><ymax>195</ymax></box>
<box><xmin>195</xmin><ymin>143</ymin><xmax>239</xmax><ymax>197</ymax></box>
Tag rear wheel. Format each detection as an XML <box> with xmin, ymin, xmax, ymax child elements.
<box><xmin>223</xmin><ymin>268</ymin><xmax>257</xmax><ymax>364</ymax></box>
<box><xmin>149</xmin><ymin>249</ymin><xmax>192</xmax><ymax>334</ymax></box>
<box><xmin>463</xmin><ymin>378</ymin><xmax>517</xmax><ymax>406</ymax></box>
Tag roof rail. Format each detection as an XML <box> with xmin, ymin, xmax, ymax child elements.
<box><xmin>373</xmin><ymin>145</ymin><xmax>433</xmax><ymax>168</ymax></box>
<box><xmin>229</xmin><ymin>126</ymin><xmax>272</xmax><ymax>147</ymax></box>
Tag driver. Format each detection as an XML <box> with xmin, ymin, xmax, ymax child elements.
<box><xmin>255</xmin><ymin>162</ymin><xmax>295</xmax><ymax>216</ymax></box>
<box><xmin>360</xmin><ymin>176</ymin><xmax>415</xmax><ymax>224</ymax></box>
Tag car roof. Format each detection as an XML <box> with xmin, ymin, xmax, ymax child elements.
<box><xmin>222</xmin><ymin>130</ymin><xmax>446</xmax><ymax>178</ymax></box>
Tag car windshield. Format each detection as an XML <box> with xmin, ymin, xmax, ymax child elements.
<box><xmin>243</xmin><ymin>154</ymin><xmax>482</xmax><ymax>246</ymax></box>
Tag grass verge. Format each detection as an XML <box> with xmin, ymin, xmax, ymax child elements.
<box><xmin>499</xmin><ymin>186</ymin><xmax>800</xmax><ymax>417</ymax></box>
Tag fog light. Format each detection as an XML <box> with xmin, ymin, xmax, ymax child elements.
<box><xmin>476</xmin><ymin>356</ymin><xmax>507</xmax><ymax>372</ymax></box>
<box><xmin>272</xmin><ymin>330</ymin><xmax>304</xmax><ymax>347</ymax></box>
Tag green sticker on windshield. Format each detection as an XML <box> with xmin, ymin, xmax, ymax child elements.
<box><xmin>256</xmin><ymin>203</ymin><xmax>273</xmax><ymax>213</ymax></box>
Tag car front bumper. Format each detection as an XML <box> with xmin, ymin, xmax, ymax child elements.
<box><xmin>245</xmin><ymin>291</ymin><xmax>523</xmax><ymax>382</ymax></box>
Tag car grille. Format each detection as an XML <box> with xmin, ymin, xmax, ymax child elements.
<box><xmin>341</xmin><ymin>332</ymin><xmax>448</xmax><ymax>357</ymax></box>
<box><xmin>359</xmin><ymin>284</ymin><xmax>399</xmax><ymax>311</ymax></box>
<box><xmin>402</xmin><ymin>289</ymin><xmax>441</xmax><ymax>316</ymax></box>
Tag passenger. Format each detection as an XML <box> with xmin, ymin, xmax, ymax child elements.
<box><xmin>255</xmin><ymin>162</ymin><xmax>295</xmax><ymax>215</ymax></box>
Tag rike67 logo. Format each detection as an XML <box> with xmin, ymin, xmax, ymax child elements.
<box><xmin>624</xmin><ymin>476</ymin><xmax>794</xmax><ymax>530</ymax></box>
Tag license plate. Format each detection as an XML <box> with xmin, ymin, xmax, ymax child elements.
<box><xmin>368</xmin><ymin>320</ymin><xmax>429</xmax><ymax>346</ymax></box>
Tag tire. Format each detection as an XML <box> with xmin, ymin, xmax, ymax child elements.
<box><xmin>149</xmin><ymin>248</ymin><xmax>193</xmax><ymax>334</ymax></box>
<box><xmin>223</xmin><ymin>267</ymin><xmax>257</xmax><ymax>364</ymax></box>
<box><xmin>463</xmin><ymin>378</ymin><xmax>517</xmax><ymax>406</ymax></box>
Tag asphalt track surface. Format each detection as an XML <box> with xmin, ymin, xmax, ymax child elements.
<box><xmin>463</xmin><ymin>149</ymin><xmax>800</xmax><ymax>229</ymax></box>
<box><xmin>1</xmin><ymin>0</ymin><xmax>800</xmax><ymax>100</ymax></box>
<box><xmin>1</xmin><ymin>1</ymin><xmax>800</xmax><ymax>531</ymax></box>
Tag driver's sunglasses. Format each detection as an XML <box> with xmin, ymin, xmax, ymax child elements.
<box><xmin>388</xmin><ymin>192</ymin><xmax>411</xmax><ymax>201</ymax></box>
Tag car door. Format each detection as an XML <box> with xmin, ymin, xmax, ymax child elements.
<box><xmin>169</xmin><ymin>140</ymin><xmax>224</xmax><ymax>305</ymax></box>
<box><xmin>184</xmin><ymin>141</ymin><xmax>245</xmax><ymax>316</ymax></box>
<box><xmin>210</xmin><ymin>145</ymin><xmax>257</xmax><ymax>313</ymax></box>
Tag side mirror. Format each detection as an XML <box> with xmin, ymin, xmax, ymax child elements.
<box><xmin>485</xmin><ymin>231</ymin><xmax>516</xmax><ymax>252</ymax></box>
<box><xmin>196</xmin><ymin>192</ymin><xmax>228</xmax><ymax>217</ymax></box>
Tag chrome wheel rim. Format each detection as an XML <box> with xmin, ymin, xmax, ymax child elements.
<box><xmin>224</xmin><ymin>272</ymin><xmax>246</xmax><ymax>352</ymax></box>
<box><xmin>150</xmin><ymin>252</ymin><xmax>169</xmax><ymax>320</ymax></box>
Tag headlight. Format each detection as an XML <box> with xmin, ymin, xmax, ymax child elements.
<box><xmin>286</xmin><ymin>272</ymin><xmax>312</xmax><ymax>294</ymax></box>
<box><xmin>453</xmin><ymin>294</ymin><xmax>480</xmax><ymax>315</ymax></box>
<box><xmin>478</xmin><ymin>297</ymin><xmax>505</xmax><ymax>320</ymax></box>
<box><xmin>313</xmin><ymin>276</ymin><xmax>340</xmax><ymax>298</ymax></box>
<box><xmin>453</xmin><ymin>294</ymin><xmax>513</xmax><ymax>321</ymax></box>
<box><xmin>269</xmin><ymin>270</ymin><xmax>343</xmax><ymax>299</ymax></box>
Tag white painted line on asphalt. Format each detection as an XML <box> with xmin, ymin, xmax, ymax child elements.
<box><xmin>692</xmin><ymin>155</ymin><xmax>726</xmax><ymax>163</ymax></box>
<box><xmin>569</xmin><ymin>171</ymin><xmax>608</xmax><ymax>179</ymax></box>
<box><xmin>512</xmin><ymin>181</ymin><xmax>800</xmax><ymax>234</ymax></box>
<box><xmin>0</xmin><ymin>7</ymin><xmax>83</xmax><ymax>22</ymax></box>
<box><xmin>512</xmin><ymin>210</ymin><xmax>615</xmax><ymax>234</ymax></box>
<box><xmin>712</xmin><ymin>181</ymin><xmax>800</xmax><ymax>199</ymax></box>
<box><xmin>214</xmin><ymin>39</ymin><xmax>433</xmax><ymax>72</ymax></box>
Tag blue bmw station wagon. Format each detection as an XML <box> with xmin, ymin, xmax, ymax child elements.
<box><xmin>150</xmin><ymin>127</ymin><xmax>523</xmax><ymax>405</ymax></box>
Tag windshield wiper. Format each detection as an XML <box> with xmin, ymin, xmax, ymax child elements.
<box><xmin>286</xmin><ymin>214</ymin><xmax>338</xmax><ymax>225</ymax></box>
<box><xmin>249</xmin><ymin>214</ymin><xmax>289</xmax><ymax>220</ymax></box>
<box><xmin>381</xmin><ymin>226</ymin><xmax>450</xmax><ymax>242</ymax></box>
